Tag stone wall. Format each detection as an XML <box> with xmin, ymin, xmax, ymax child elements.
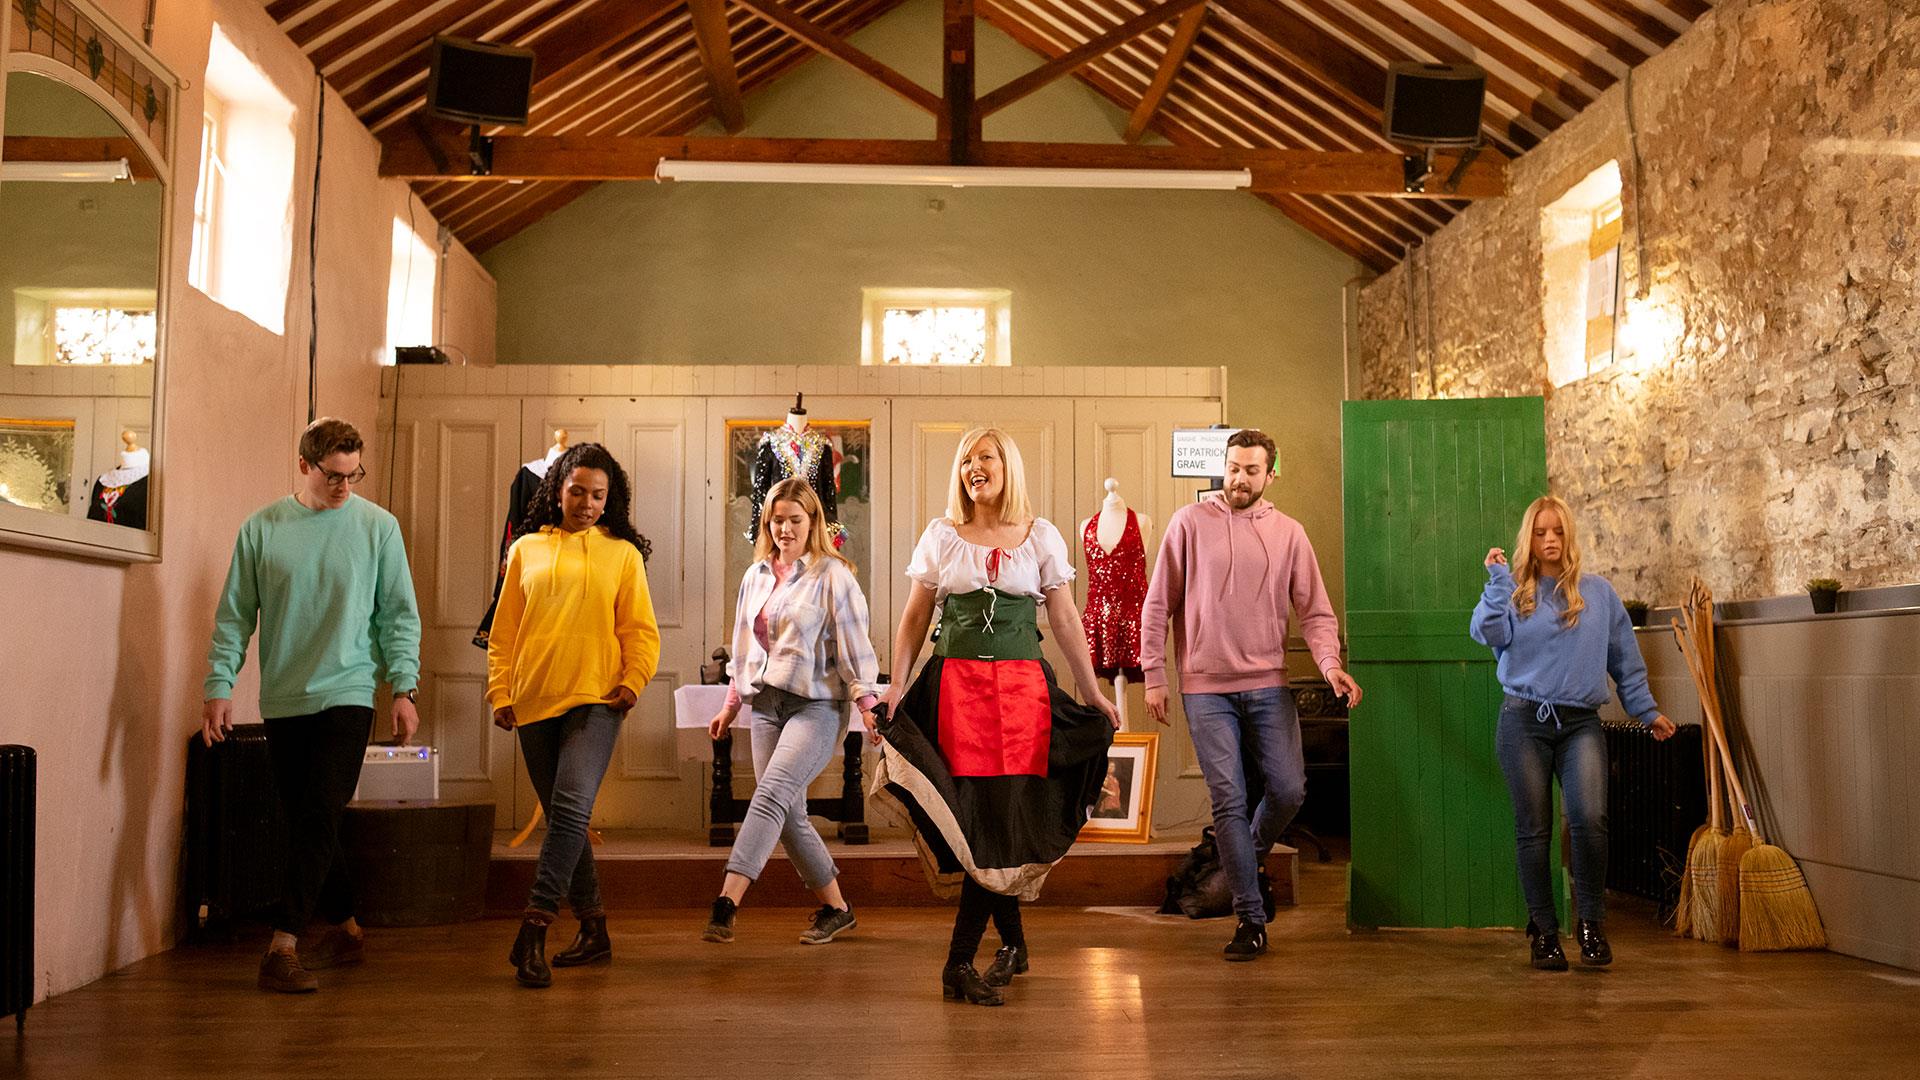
<box><xmin>1356</xmin><ymin>0</ymin><xmax>1919</xmax><ymax>606</ymax></box>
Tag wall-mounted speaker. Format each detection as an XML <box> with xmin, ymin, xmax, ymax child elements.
<box><xmin>1382</xmin><ymin>62</ymin><xmax>1486</xmax><ymax>148</ymax></box>
<box><xmin>426</xmin><ymin>36</ymin><xmax>536</xmax><ymax>127</ymax></box>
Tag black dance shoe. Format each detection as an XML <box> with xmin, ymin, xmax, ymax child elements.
<box><xmin>702</xmin><ymin>897</ymin><xmax>738</xmax><ymax>943</ymax></box>
<box><xmin>1527</xmin><ymin>919</ymin><xmax>1569</xmax><ymax>971</ymax></box>
<box><xmin>552</xmin><ymin>914</ymin><xmax>612</xmax><ymax>967</ymax></box>
<box><xmin>1223</xmin><ymin>918</ymin><xmax>1268</xmax><ymax>962</ymax></box>
<box><xmin>512</xmin><ymin>919</ymin><xmax>552</xmax><ymax>988</ymax></box>
<box><xmin>941</xmin><ymin>962</ymin><xmax>1005</xmax><ymax>1006</ymax></box>
<box><xmin>1576</xmin><ymin>919</ymin><xmax>1613</xmax><ymax>967</ymax></box>
<box><xmin>984</xmin><ymin>945</ymin><xmax>1029</xmax><ymax>987</ymax></box>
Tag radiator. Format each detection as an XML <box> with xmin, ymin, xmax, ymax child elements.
<box><xmin>1604</xmin><ymin>722</ymin><xmax>1706</xmax><ymax>915</ymax></box>
<box><xmin>1</xmin><ymin>745</ymin><xmax>33</xmax><ymax>1031</ymax></box>
<box><xmin>182</xmin><ymin>726</ymin><xmax>287</xmax><ymax>938</ymax></box>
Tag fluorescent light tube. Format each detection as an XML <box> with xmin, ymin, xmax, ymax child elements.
<box><xmin>653</xmin><ymin>159</ymin><xmax>1251</xmax><ymax>190</ymax></box>
<box><xmin>0</xmin><ymin>158</ymin><xmax>132</xmax><ymax>183</ymax></box>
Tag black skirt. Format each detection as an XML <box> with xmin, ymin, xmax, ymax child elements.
<box><xmin>872</xmin><ymin>654</ymin><xmax>1112</xmax><ymax>900</ymax></box>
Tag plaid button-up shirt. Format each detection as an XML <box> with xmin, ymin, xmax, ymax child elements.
<box><xmin>728</xmin><ymin>555</ymin><xmax>881</xmax><ymax>705</ymax></box>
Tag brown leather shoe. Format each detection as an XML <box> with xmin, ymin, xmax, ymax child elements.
<box><xmin>301</xmin><ymin>925</ymin><xmax>365</xmax><ymax>970</ymax></box>
<box><xmin>258</xmin><ymin>948</ymin><xmax>318</xmax><ymax>993</ymax></box>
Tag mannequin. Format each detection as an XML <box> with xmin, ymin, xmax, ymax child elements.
<box><xmin>87</xmin><ymin>429</ymin><xmax>150</xmax><ymax>528</ymax></box>
<box><xmin>1079</xmin><ymin>478</ymin><xmax>1152</xmax><ymax>725</ymax></box>
<box><xmin>746</xmin><ymin>392</ymin><xmax>843</xmax><ymax>547</ymax></box>
<box><xmin>473</xmin><ymin>429</ymin><xmax>571</xmax><ymax>648</ymax></box>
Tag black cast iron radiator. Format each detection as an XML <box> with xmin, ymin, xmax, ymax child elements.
<box><xmin>182</xmin><ymin>726</ymin><xmax>286</xmax><ymax>938</ymax></box>
<box><xmin>1604</xmin><ymin>722</ymin><xmax>1706</xmax><ymax>916</ymax></box>
<box><xmin>1</xmin><ymin>745</ymin><xmax>34</xmax><ymax>1031</ymax></box>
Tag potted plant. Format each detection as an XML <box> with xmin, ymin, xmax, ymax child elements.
<box><xmin>1623</xmin><ymin>599</ymin><xmax>1650</xmax><ymax>627</ymax></box>
<box><xmin>1806</xmin><ymin>578</ymin><xmax>1842</xmax><ymax>615</ymax></box>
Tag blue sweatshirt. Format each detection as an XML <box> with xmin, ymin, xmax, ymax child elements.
<box><xmin>1468</xmin><ymin>564</ymin><xmax>1660</xmax><ymax>725</ymax></box>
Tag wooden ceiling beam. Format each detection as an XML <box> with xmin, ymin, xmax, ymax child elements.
<box><xmin>1</xmin><ymin>136</ymin><xmax>159</xmax><ymax>180</ymax></box>
<box><xmin>732</xmin><ymin>0</ymin><xmax>942</xmax><ymax>115</ymax></box>
<box><xmin>1583</xmin><ymin>0</ymin><xmax>1683</xmax><ymax>47</ymax></box>
<box><xmin>287</xmin><ymin>0</ymin><xmax>387</xmax><ymax>50</ymax></box>
<box><xmin>940</xmin><ymin>0</ymin><xmax>980</xmax><ymax>163</ymax></box>
<box><xmin>381</xmin><ymin>132</ymin><xmax>1505</xmax><ymax>199</ymax></box>
<box><xmin>689</xmin><ymin>0</ymin><xmax>748</xmax><ymax>133</ymax></box>
<box><xmin>1443</xmin><ymin>0</ymin><xmax>1619</xmax><ymax>94</ymax></box>
<box><xmin>1648</xmin><ymin>0</ymin><xmax>1710</xmax><ymax>20</ymax></box>
<box><xmin>1208</xmin><ymin>0</ymin><xmax>1387</xmax><ymax>119</ymax></box>
<box><xmin>975</xmin><ymin>0</ymin><xmax>1209</xmax><ymax>117</ymax></box>
<box><xmin>1125</xmin><ymin>5</ymin><xmax>1208</xmax><ymax>143</ymax></box>
<box><xmin>266</xmin><ymin>0</ymin><xmax>330</xmax><ymax>24</ymax></box>
<box><xmin>335</xmin><ymin>0</ymin><xmax>503</xmax><ymax>98</ymax></box>
<box><xmin>1527</xmin><ymin>0</ymin><xmax>1653</xmax><ymax>66</ymax></box>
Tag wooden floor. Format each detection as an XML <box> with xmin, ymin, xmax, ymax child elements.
<box><xmin>10</xmin><ymin>858</ymin><xmax>1919</xmax><ymax>1079</ymax></box>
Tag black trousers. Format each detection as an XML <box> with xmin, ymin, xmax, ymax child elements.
<box><xmin>947</xmin><ymin>876</ymin><xmax>1026</xmax><ymax>967</ymax></box>
<box><xmin>263</xmin><ymin>705</ymin><xmax>373</xmax><ymax>936</ymax></box>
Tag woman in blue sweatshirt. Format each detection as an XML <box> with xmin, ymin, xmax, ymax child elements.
<box><xmin>1470</xmin><ymin>495</ymin><xmax>1675</xmax><ymax>971</ymax></box>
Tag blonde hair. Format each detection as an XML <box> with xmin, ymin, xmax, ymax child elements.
<box><xmin>945</xmin><ymin>427</ymin><xmax>1033</xmax><ymax>526</ymax></box>
<box><xmin>753</xmin><ymin>477</ymin><xmax>855</xmax><ymax>575</ymax></box>
<box><xmin>1512</xmin><ymin>494</ymin><xmax>1585</xmax><ymax>628</ymax></box>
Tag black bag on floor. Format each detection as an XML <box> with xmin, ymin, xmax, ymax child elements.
<box><xmin>1160</xmin><ymin>826</ymin><xmax>1234</xmax><ymax>918</ymax></box>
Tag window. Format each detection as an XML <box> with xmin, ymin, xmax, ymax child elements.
<box><xmin>860</xmin><ymin>287</ymin><xmax>1010</xmax><ymax>366</ymax></box>
<box><xmin>10</xmin><ymin>288</ymin><xmax>157</xmax><ymax>366</ymax></box>
<box><xmin>1542</xmin><ymin>162</ymin><xmax>1624</xmax><ymax>388</ymax></box>
<box><xmin>385</xmin><ymin>216</ymin><xmax>439</xmax><ymax>361</ymax></box>
<box><xmin>187</xmin><ymin>25</ymin><xmax>297</xmax><ymax>334</ymax></box>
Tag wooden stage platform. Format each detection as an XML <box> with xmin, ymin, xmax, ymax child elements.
<box><xmin>486</xmin><ymin>831</ymin><xmax>1299</xmax><ymax>913</ymax></box>
<box><xmin>11</xmin><ymin>857</ymin><xmax>1919</xmax><ymax>1078</ymax></box>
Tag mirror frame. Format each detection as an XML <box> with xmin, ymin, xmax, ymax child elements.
<box><xmin>0</xmin><ymin>2</ymin><xmax>177</xmax><ymax>562</ymax></box>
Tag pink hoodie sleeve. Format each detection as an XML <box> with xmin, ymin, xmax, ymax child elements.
<box><xmin>1140</xmin><ymin>510</ymin><xmax>1187</xmax><ymax>690</ymax></box>
<box><xmin>1285</xmin><ymin>522</ymin><xmax>1345</xmax><ymax>678</ymax></box>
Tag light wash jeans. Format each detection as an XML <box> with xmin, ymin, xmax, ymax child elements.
<box><xmin>1182</xmin><ymin>686</ymin><xmax>1305</xmax><ymax>925</ymax></box>
<box><xmin>1494</xmin><ymin>695</ymin><xmax>1609</xmax><ymax>932</ymax></box>
<box><xmin>725</xmin><ymin>686</ymin><xmax>845</xmax><ymax>890</ymax></box>
<box><xmin>517</xmin><ymin>703</ymin><xmax>622</xmax><ymax>916</ymax></box>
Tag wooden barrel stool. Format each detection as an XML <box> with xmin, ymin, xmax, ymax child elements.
<box><xmin>341</xmin><ymin>800</ymin><xmax>494</xmax><ymax>926</ymax></box>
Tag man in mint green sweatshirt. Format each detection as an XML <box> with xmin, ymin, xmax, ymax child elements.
<box><xmin>201</xmin><ymin>417</ymin><xmax>421</xmax><ymax>993</ymax></box>
<box><xmin>1142</xmin><ymin>428</ymin><xmax>1362</xmax><ymax>962</ymax></box>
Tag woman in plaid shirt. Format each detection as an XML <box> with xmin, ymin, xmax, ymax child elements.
<box><xmin>702</xmin><ymin>477</ymin><xmax>881</xmax><ymax>945</ymax></box>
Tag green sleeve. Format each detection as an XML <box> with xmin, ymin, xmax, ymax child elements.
<box><xmin>203</xmin><ymin>524</ymin><xmax>259</xmax><ymax>700</ymax></box>
<box><xmin>372</xmin><ymin>515</ymin><xmax>422</xmax><ymax>694</ymax></box>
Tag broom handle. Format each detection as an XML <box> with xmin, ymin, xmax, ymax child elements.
<box><xmin>1690</xmin><ymin>583</ymin><xmax>1763</xmax><ymax>843</ymax></box>
<box><xmin>1676</xmin><ymin>615</ymin><xmax>1762</xmax><ymax>843</ymax></box>
<box><xmin>1672</xmin><ymin>619</ymin><xmax>1722</xmax><ymax>832</ymax></box>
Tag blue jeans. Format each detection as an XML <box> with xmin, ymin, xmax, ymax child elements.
<box><xmin>725</xmin><ymin>686</ymin><xmax>844</xmax><ymax>891</ymax></box>
<box><xmin>1494</xmin><ymin>696</ymin><xmax>1608</xmax><ymax>932</ymax></box>
<box><xmin>517</xmin><ymin>703</ymin><xmax>622</xmax><ymax>917</ymax></box>
<box><xmin>1183</xmin><ymin>687</ymin><xmax>1305</xmax><ymax>925</ymax></box>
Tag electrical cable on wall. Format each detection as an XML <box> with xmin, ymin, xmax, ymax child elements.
<box><xmin>306</xmin><ymin>69</ymin><xmax>325</xmax><ymax>423</ymax></box>
<box><xmin>1623</xmin><ymin>66</ymin><xmax>1650</xmax><ymax>301</ymax></box>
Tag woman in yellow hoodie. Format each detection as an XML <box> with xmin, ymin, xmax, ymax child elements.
<box><xmin>486</xmin><ymin>443</ymin><xmax>660</xmax><ymax>988</ymax></box>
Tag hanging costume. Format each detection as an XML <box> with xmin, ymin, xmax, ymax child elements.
<box><xmin>747</xmin><ymin>426</ymin><xmax>844</xmax><ymax>549</ymax></box>
<box><xmin>1081</xmin><ymin>510</ymin><xmax>1148</xmax><ymax>682</ymax></box>
<box><xmin>471</xmin><ymin>455</ymin><xmax>554</xmax><ymax>648</ymax></box>
<box><xmin>87</xmin><ymin>448</ymin><xmax>151</xmax><ymax>529</ymax></box>
<box><xmin>872</xmin><ymin>518</ymin><xmax>1112</xmax><ymax>900</ymax></box>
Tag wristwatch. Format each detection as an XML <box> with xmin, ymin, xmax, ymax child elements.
<box><xmin>394</xmin><ymin>689</ymin><xmax>418</xmax><ymax>703</ymax></box>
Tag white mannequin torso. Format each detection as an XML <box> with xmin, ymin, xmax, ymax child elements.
<box><xmin>1079</xmin><ymin>478</ymin><xmax>1151</xmax><ymax>556</ymax></box>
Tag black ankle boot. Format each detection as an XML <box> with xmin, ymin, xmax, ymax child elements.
<box><xmin>941</xmin><ymin>962</ymin><xmax>1004</xmax><ymax>1006</ymax></box>
<box><xmin>1526</xmin><ymin>920</ymin><xmax>1569</xmax><ymax>971</ymax></box>
<box><xmin>552</xmin><ymin>914</ymin><xmax>612</xmax><ymax>967</ymax></box>
<box><xmin>512</xmin><ymin>919</ymin><xmax>552</xmax><ymax>988</ymax></box>
<box><xmin>1576</xmin><ymin>919</ymin><xmax>1612</xmax><ymax>967</ymax></box>
<box><xmin>984</xmin><ymin>945</ymin><xmax>1029</xmax><ymax>987</ymax></box>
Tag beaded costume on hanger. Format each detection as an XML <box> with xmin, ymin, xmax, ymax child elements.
<box><xmin>747</xmin><ymin>426</ymin><xmax>845</xmax><ymax>548</ymax></box>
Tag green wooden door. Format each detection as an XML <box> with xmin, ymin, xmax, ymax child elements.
<box><xmin>1342</xmin><ymin>397</ymin><xmax>1562</xmax><ymax>929</ymax></box>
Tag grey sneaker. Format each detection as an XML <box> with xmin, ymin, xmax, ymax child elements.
<box><xmin>258</xmin><ymin>948</ymin><xmax>318</xmax><ymax>993</ymax></box>
<box><xmin>799</xmin><ymin>905</ymin><xmax>857</xmax><ymax>945</ymax></box>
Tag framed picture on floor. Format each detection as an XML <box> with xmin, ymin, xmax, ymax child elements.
<box><xmin>1079</xmin><ymin>732</ymin><xmax>1159</xmax><ymax>844</ymax></box>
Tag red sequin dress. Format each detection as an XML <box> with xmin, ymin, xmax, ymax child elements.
<box><xmin>1082</xmin><ymin>510</ymin><xmax>1148</xmax><ymax>682</ymax></box>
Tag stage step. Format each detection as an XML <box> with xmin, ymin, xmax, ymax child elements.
<box><xmin>488</xmin><ymin>832</ymin><xmax>1297</xmax><ymax>914</ymax></box>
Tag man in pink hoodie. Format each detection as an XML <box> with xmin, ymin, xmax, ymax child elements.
<box><xmin>1143</xmin><ymin>428</ymin><xmax>1362</xmax><ymax>961</ymax></box>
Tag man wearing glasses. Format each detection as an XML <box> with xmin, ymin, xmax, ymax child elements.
<box><xmin>202</xmin><ymin>417</ymin><xmax>422</xmax><ymax>993</ymax></box>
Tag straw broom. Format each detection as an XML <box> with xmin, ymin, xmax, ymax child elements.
<box><xmin>1685</xmin><ymin>587</ymin><xmax>1750</xmax><ymax>947</ymax></box>
<box><xmin>1671</xmin><ymin>617</ymin><xmax>1725</xmax><ymax>943</ymax></box>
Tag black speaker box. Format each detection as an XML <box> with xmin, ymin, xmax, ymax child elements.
<box><xmin>426</xmin><ymin>36</ymin><xmax>536</xmax><ymax>127</ymax></box>
<box><xmin>1382</xmin><ymin>62</ymin><xmax>1486</xmax><ymax>148</ymax></box>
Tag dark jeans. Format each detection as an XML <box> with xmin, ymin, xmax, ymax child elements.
<box><xmin>947</xmin><ymin>876</ymin><xmax>1025</xmax><ymax>967</ymax></box>
<box><xmin>263</xmin><ymin>705</ymin><xmax>374</xmax><ymax>936</ymax></box>
<box><xmin>1183</xmin><ymin>687</ymin><xmax>1305</xmax><ymax>925</ymax></box>
<box><xmin>517</xmin><ymin>703</ymin><xmax>622</xmax><ymax>917</ymax></box>
<box><xmin>1494</xmin><ymin>696</ymin><xmax>1608</xmax><ymax>932</ymax></box>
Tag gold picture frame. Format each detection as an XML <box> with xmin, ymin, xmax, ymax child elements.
<box><xmin>1078</xmin><ymin>732</ymin><xmax>1159</xmax><ymax>844</ymax></box>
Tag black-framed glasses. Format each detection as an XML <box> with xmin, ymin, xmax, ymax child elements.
<box><xmin>314</xmin><ymin>464</ymin><xmax>367</xmax><ymax>487</ymax></box>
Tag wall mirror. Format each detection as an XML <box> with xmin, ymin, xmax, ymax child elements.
<box><xmin>1</xmin><ymin>17</ymin><xmax>175</xmax><ymax>561</ymax></box>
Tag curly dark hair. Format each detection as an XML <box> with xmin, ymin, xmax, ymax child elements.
<box><xmin>520</xmin><ymin>442</ymin><xmax>652</xmax><ymax>561</ymax></box>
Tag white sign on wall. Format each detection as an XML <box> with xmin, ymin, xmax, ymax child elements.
<box><xmin>1171</xmin><ymin>427</ymin><xmax>1239</xmax><ymax>478</ymax></box>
